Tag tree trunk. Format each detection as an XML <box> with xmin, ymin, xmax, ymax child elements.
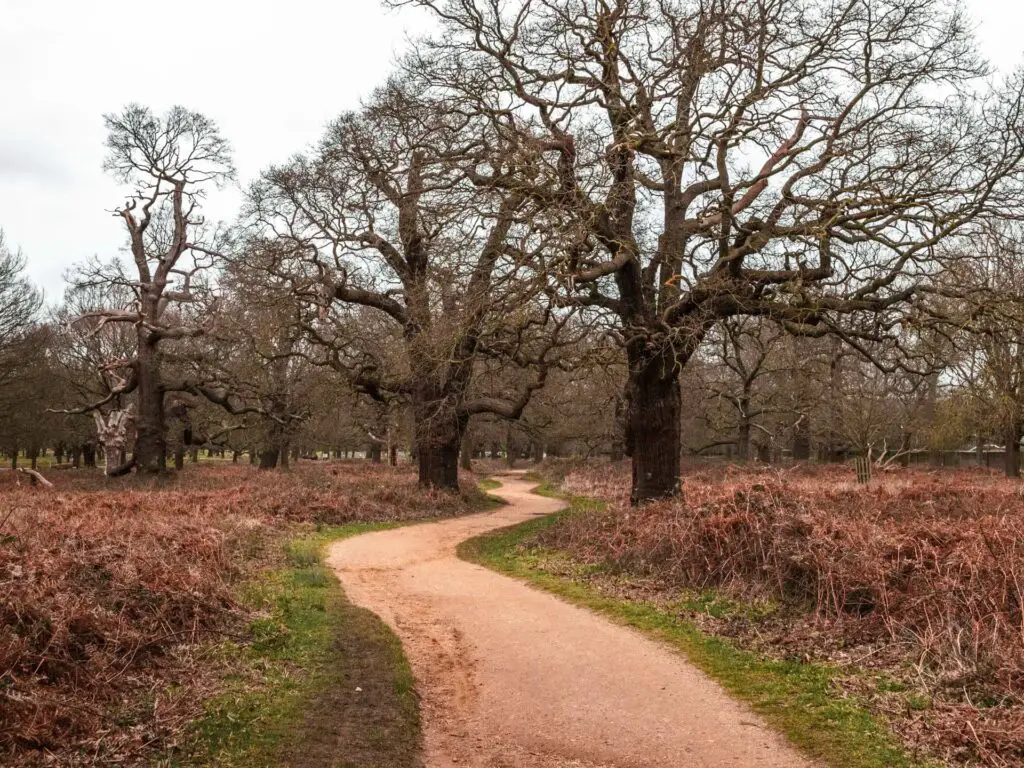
<box><xmin>413</xmin><ymin>387</ymin><xmax>465</xmax><ymax>492</ymax></box>
<box><xmin>368</xmin><ymin>443</ymin><xmax>382</xmax><ymax>463</ymax></box>
<box><xmin>189</xmin><ymin>447</ymin><xmax>199</xmax><ymax>464</ymax></box>
<box><xmin>10</xmin><ymin>451</ymin><xmax>17</xmax><ymax>470</ymax></box>
<box><xmin>134</xmin><ymin>335</ymin><xmax>167</xmax><ymax>473</ymax></box>
<box><xmin>280</xmin><ymin>442</ymin><xmax>290</xmax><ymax>469</ymax></box>
<box><xmin>792</xmin><ymin>416</ymin><xmax>812</xmax><ymax>461</ymax></box>
<box><xmin>505</xmin><ymin>424</ymin><xmax>515</xmax><ymax>468</ymax></box>
<box><xmin>417</xmin><ymin>424</ymin><xmax>462</xmax><ymax>491</ymax></box>
<box><xmin>736</xmin><ymin>419</ymin><xmax>751</xmax><ymax>462</ymax></box>
<box><xmin>54</xmin><ymin>444</ymin><xmax>65</xmax><ymax>465</ymax></box>
<box><xmin>71</xmin><ymin>446</ymin><xmax>81</xmax><ymax>468</ymax></box>
<box><xmin>259</xmin><ymin>447</ymin><xmax>280</xmax><ymax>470</ymax></box>
<box><xmin>1006</xmin><ymin>425</ymin><xmax>1021</xmax><ymax>479</ymax></box>
<box><xmin>232</xmin><ymin>450</ymin><xmax>240</xmax><ymax>463</ymax></box>
<box><xmin>459</xmin><ymin>437</ymin><xmax>473</xmax><ymax>471</ymax></box>
<box><xmin>389</xmin><ymin>446</ymin><xmax>398</xmax><ymax>467</ymax></box>
<box><xmin>611</xmin><ymin>393</ymin><xmax>626</xmax><ymax>462</ymax></box>
<box><xmin>626</xmin><ymin>347</ymin><xmax>682</xmax><ymax>505</ymax></box>
<box><xmin>174</xmin><ymin>444</ymin><xmax>185</xmax><ymax>471</ymax></box>
<box><xmin>83</xmin><ymin>442</ymin><xmax>96</xmax><ymax>467</ymax></box>
<box><xmin>897</xmin><ymin>432</ymin><xmax>912</xmax><ymax>467</ymax></box>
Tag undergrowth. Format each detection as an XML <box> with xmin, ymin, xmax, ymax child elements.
<box><xmin>0</xmin><ymin>462</ymin><xmax>472</xmax><ymax>766</ymax></box>
<box><xmin>519</xmin><ymin>462</ymin><xmax>1024</xmax><ymax>766</ymax></box>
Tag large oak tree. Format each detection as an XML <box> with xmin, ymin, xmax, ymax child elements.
<box><xmin>398</xmin><ymin>0</ymin><xmax>1024</xmax><ymax>501</ymax></box>
<box><xmin>250</xmin><ymin>82</ymin><xmax>570</xmax><ymax>489</ymax></box>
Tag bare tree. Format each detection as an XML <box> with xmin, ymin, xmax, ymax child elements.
<box><xmin>250</xmin><ymin>82</ymin><xmax>570</xmax><ymax>490</ymax></box>
<box><xmin>0</xmin><ymin>233</ymin><xmax>41</xmax><ymax>355</ymax></box>
<box><xmin>201</xmin><ymin>250</ymin><xmax>316</xmax><ymax>469</ymax></box>
<box><xmin>68</xmin><ymin>105</ymin><xmax>234</xmax><ymax>473</ymax></box>
<box><xmin>0</xmin><ymin>234</ymin><xmax>46</xmax><ymax>462</ymax></box>
<box><xmin>0</xmin><ymin>233</ymin><xmax>42</xmax><ymax>395</ymax></box>
<box><xmin>692</xmin><ymin>318</ymin><xmax>785</xmax><ymax>460</ymax></box>
<box><xmin>399</xmin><ymin>0</ymin><xmax>1024</xmax><ymax>502</ymax></box>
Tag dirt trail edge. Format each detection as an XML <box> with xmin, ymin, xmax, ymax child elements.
<box><xmin>327</xmin><ymin>474</ymin><xmax>816</xmax><ymax>768</ymax></box>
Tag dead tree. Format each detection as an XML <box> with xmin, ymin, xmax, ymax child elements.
<box><xmin>67</xmin><ymin>105</ymin><xmax>234</xmax><ymax>472</ymax></box>
<box><xmin>403</xmin><ymin>0</ymin><xmax>1024</xmax><ymax>502</ymax></box>
<box><xmin>93</xmin><ymin>407</ymin><xmax>135</xmax><ymax>476</ymax></box>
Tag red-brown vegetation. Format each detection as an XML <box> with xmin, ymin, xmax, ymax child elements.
<box><xmin>0</xmin><ymin>462</ymin><xmax>477</xmax><ymax>766</ymax></box>
<box><xmin>542</xmin><ymin>461</ymin><xmax>1024</xmax><ymax>766</ymax></box>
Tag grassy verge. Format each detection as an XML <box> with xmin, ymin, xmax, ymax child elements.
<box><xmin>458</xmin><ymin>487</ymin><xmax>931</xmax><ymax>768</ymax></box>
<box><xmin>168</xmin><ymin>522</ymin><xmax>420</xmax><ymax>768</ymax></box>
<box><xmin>477</xmin><ymin>477</ymin><xmax>502</xmax><ymax>492</ymax></box>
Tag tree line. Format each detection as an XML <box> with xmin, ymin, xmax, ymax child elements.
<box><xmin>5</xmin><ymin>0</ymin><xmax>1024</xmax><ymax>500</ymax></box>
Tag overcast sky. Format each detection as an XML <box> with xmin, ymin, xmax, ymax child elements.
<box><xmin>1</xmin><ymin>0</ymin><xmax>1021</xmax><ymax>300</ymax></box>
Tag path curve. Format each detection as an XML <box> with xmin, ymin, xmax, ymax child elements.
<box><xmin>327</xmin><ymin>474</ymin><xmax>815</xmax><ymax>768</ymax></box>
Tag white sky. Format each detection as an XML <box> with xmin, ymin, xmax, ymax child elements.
<box><xmin>1</xmin><ymin>0</ymin><xmax>1021</xmax><ymax>300</ymax></box>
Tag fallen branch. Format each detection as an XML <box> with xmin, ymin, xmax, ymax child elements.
<box><xmin>16</xmin><ymin>468</ymin><xmax>54</xmax><ymax>488</ymax></box>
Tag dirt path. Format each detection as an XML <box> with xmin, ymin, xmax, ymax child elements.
<box><xmin>327</xmin><ymin>475</ymin><xmax>815</xmax><ymax>768</ymax></box>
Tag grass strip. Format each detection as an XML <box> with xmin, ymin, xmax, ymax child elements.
<box><xmin>458</xmin><ymin>486</ymin><xmax>932</xmax><ymax>768</ymax></box>
<box><xmin>167</xmin><ymin>522</ymin><xmax>420</xmax><ymax>768</ymax></box>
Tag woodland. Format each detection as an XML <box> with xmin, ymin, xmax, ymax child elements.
<box><xmin>6</xmin><ymin>1</ymin><xmax>1024</xmax><ymax>766</ymax></box>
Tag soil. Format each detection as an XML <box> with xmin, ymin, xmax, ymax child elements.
<box><xmin>327</xmin><ymin>474</ymin><xmax>816</xmax><ymax>768</ymax></box>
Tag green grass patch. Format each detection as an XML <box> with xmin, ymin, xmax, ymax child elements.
<box><xmin>458</xmin><ymin>497</ymin><xmax>932</xmax><ymax>768</ymax></box>
<box><xmin>167</xmin><ymin>521</ymin><xmax>419</xmax><ymax>768</ymax></box>
<box><xmin>474</xmin><ymin>477</ymin><xmax>510</xmax><ymax>509</ymax></box>
<box><xmin>477</xmin><ymin>477</ymin><xmax>502</xmax><ymax>491</ymax></box>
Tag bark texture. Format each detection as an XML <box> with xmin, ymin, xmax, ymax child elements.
<box><xmin>626</xmin><ymin>345</ymin><xmax>682</xmax><ymax>504</ymax></box>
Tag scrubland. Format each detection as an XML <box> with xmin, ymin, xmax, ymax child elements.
<box><xmin>0</xmin><ymin>463</ymin><xmax>483</xmax><ymax>766</ymax></box>
<box><xmin>527</xmin><ymin>461</ymin><xmax>1024</xmax><ymax>766</ymax></box>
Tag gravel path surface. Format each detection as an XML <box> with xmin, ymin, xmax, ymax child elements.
<box><xmin>327</xmin><ymin>474</ymin><xmax>815</xmax><ymax>768</ymax></box>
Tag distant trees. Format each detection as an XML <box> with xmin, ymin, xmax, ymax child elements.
<box><xmin>690</xmin><ymin>318</ymin><xmax>785</xmax><ymax>460</ymax></box>
<box><xmin>0</xmin><ymin>233</ymin><xmax>42</xmax><ymax>408</ymax></box>
<box><xmin>401</xmin><ymin>0</ymin><xmax>1024</xmax><ymax>502</ymax></box>
<box><xmin>0</xmin><ymin>233</ymin><xmax>47</xmax><ymax>464</ymax></box>
<box><xmin>0</xmin><ymin>233</ymin><xmax>40</xmax><ymax>353</ymax></box>
<box><xmin>207</xmin><ymin>250</ymin><xmax>317</xmax><ymax>468</ymax></box>
<box><xmin>944</xmin><ymin>225</ymin><xmax>1024</xmax><ymax>477</ymax></box>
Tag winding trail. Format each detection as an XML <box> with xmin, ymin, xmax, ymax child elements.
<box><xmin>327</xmin><ymin>474</ymin><xmax>814</xmax><ymax>768</ymax></box>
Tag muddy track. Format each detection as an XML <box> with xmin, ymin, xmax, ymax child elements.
<box><xmin>327</xmin><ymin>474</ymin><xmax>815</xmax><ymax>768</ymax></box>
